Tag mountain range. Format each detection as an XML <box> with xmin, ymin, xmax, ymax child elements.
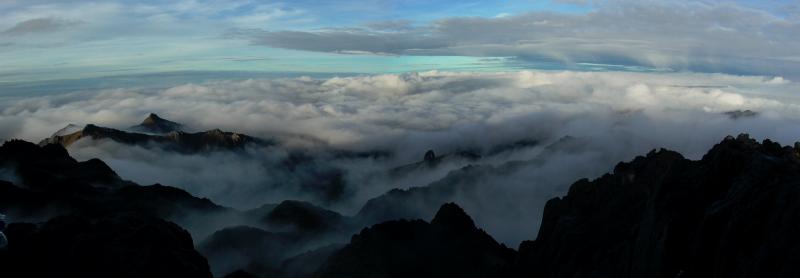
<box><xmin>40</xmin><ymin>114</ymin><xmax>270</xmax><ymax>153</ymax></box>
<box><xmin>1</xmin><ymin>124</ymin><xmax>799</xmax><ymax>277</ymax></box>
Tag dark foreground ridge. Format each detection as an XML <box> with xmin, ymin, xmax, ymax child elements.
<box><xmin>1</xmin><ymin>134</ymin><xmax>800</xmax><ymax>278</ymax></box>
<box><xmin>313</xmin><ymin>203</ymin><xmax>516</xmax><ymax>278</ymax></box>
<box><xmin>513</xmin><ymin>134</ymin><xmax>800</xmax><ymax>278</ymax></box>
<box><xmin>0</xmin><ymin>213</ymin><xmax>212</xmax><ymax>278</ymax></box>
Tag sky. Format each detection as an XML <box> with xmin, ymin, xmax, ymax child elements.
<box><xmin>2</xmin><ymin>0</ymin><xmax>800</xmax><ymax>83</ymax></box>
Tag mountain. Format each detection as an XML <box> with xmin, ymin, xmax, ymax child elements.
<box><xmin>130</xmin><ymin>113</ymin><xmax>183</xmax><ymax>134</ymax></box>
<box><xmin>0</xmin><ymin>139</ymin><xmax>130</xmax><ymax>190</ymax></box>
<box><xmin>0</xmin><ymin>140</ymin><xmax>236</xmax><ymax>226</ymax></box>
<box><xmin>41</xmin><ymin>122</ymin><xmax>269</xmax><ymax>153</ymax></box>
<box><xmin>263</xmin><ymin>200</ymin><xmax>350</xmax><ymax>235</ymax></box>
<box><xmin>200</xmin><ymin>226</ymin><xmax>298</xmax><ymax>277</ymax></box>
<box><xmin>388</xmin><ymin>149</ymin><xmax>481</xmax><ymax>177</ymax></box>
<box><xmin>5</xmin><ymin>133</ymin><xmax>800</xmax><ymax>278</ymax></box>
<box><xmin>312</xmin><ymin>203</ymin><xmax>516</xmax><ymax>278</ymax></box>
<box><xmin>0</xmin><ymin>213</ymin><xmax>212</xmax><ymax>278</ymax></box>
<box><xmin>358</xmin><ymin>136</ymin><xmax>587</xmax><ymax>226</ymax></box>
<box><xmin>512</xmin><ymin>134</ymin><xmax>800</xmax><ymax>278</ymax></box>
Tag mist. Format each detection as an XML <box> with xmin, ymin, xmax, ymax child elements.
<box><xmin>3</xmin><ymin>70</ymin><xmax>800</xmax><ymax>245</ymax></box>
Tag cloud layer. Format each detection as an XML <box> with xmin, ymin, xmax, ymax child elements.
<box><xmin>237</xmin><ymin>1</ymin><xmax>800</xmax><ymax>78</ymax></box>
<box><xmin>2</xmin><ymin>70</ymin><xmax>800</xmax><ymax>244</ymax></box>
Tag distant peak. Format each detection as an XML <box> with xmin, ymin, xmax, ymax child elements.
<box><xmin>431</xmin><ymin>203</ymin><xmax>475</xmax><ymax>230</ymax></box>
<box><xmin>131</xmin><ymin>113</ymin><xmax>182</xmax><ymax>134</ymax></box>
<box><xmin>142</xmin><ymin>113</ymin><xmax>164</xmax><ymax>124</ymax></box>
<box><xmin>424</xmin><ymin>150</ymin><xmax>436</xmax><ymax>161</ymax></box>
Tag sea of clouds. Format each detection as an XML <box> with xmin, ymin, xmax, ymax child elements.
<box><xmin>2</xmin><ymin>70</ymin><xmax>799</xmax><ymax>245</ymax></box>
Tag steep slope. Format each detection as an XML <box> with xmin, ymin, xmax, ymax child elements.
<box><xmin>513</xmin><ymin>134</ymin><xmax>800</xmax><ymax>278</ymax></box>
<box><xmin>313</xmin><ymin>203</ymin><xmax>516</xmax><ymax>278</ymax></box>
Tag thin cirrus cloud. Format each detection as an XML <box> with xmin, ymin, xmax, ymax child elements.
<box><xmin>235</xmin><ymin>1</ymin><xmax>800</xmax><ymax>78</ymax></box>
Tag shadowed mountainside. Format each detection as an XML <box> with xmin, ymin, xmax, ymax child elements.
<box><xmin>0</xmin><ymin>213</ymin><xmax>213</xmax><ymax>278</ymax></box>
<box><xmin>313</xmin><ymin>203</ymin><xmax>516</xmax><ymax>278</ymax></box>
<box><xmin>513</xmin><ymin>134</ymin><xmax>800</xmax><ymax>278</ymax></box>
<box><xmin>2</xmin><ymin>134</ymin><xmax>800</xmax><ymax>278</ymax></box>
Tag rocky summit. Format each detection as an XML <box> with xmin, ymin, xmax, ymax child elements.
<box><xmin>130</xmin><ymin>113</ymin><xmax>184</xmax><ymax>134</ymax></box>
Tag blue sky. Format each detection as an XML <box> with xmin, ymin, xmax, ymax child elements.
<box><xmin>1</xmin><ymin>0</ymin><xmax>799</xmax><ymax>83</ymax></box>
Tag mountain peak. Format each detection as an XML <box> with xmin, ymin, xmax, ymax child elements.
<box><xmin>142</xmin><ymin>113</ymin><xmax>163</xmax><ymax>123</ymax></box>
<box><xmin>131</xmin><ymin>113</ymin><xmax>182</xmax><ymax>134</ymax></box>
<box><xmin>431</xmin><ymin>203</ymin><xmax>475</xmax><ymax>230</ymax></box>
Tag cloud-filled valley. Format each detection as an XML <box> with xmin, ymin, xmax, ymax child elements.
<box><xmin>2</xmin><ymin>70</ymin><xmax>799</xmax><ymax>246</ymax></box>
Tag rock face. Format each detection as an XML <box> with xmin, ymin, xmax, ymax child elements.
<box><xmin>0</xmin><ymin>213</ymin><xmax>212</xmax><ymax>278</ymax></box>
<box><xmin>513</xmin><ymin>134</ymin><xmax>800</xmax><ymax>278</ymax></box>
<box><xmin>130</xmin><ymin>113</ymin><xmax>183</xmax><ymax>134</ymax></box>
<box><xmin>314</xmin><ymin>203</ymin><xmax>516</xmax><ymax>278</ymax></box>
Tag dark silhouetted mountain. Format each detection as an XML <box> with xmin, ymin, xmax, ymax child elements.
<box><xmin>224</xmin><ymin>270</ymin><xmax>260</xmax><ymax>278</ymax></box>
<box><xmin>0</xmin><ymin>139</ymin><xmax>129</xmax><ymax>190</ymax></box>
<box><xmin>130</xmin><ymin>113</ymin><xmax>183</xmax><ymax>133</ymax></box>
<box><xmin>0</xmin><ymin>140</ymin><xmax>233</xmax><ymax>228</ymax></box>
<box><xmin>487</xmin><ymin>138</ymin><xmax>540</xmax><ymax>156</ymax></box>
<box><xmin>279</xmin><ymin>244</ymin><xmax>344</xmax><ymax>278</ymax></box>
<box><xmin>313</xmin><ymin>203</ymin><xmax>516</xmax><ymax>278</ymax></box>
<box><xmin>41</xmin><ymin>123</ymin><xmax>270</xmax><ymax>153</ymax></box>
<box><xmin>202</xmin><ymin>201</ymin><xmax>354</xmax><ymax>277</ymax></box>
<box><xmin>389</xmin><ymin>149</ymin><xmax>481</xmax><ymax>177</ymax></box>
<box><xmin>0</xmin><ymin>213</ymin><xmax>212</xmax><ymax>278</ymax></box>
<box><xmin>263</xmin><ymin>200</ymin><xmax>349</xmax><ymax>235</ymax></box>
<box><xmin>200</xmin><ymin>226</ymin><xmax>298</xmax><ymax>277</ymax></box>
<box><xmin>360</xmin><ymin>136</ymin><xmax>589</xmax><ymax>226</ymax></box>
<box><xmin>513</xmin><ymin>134</ymin><xmax>800</xmax><ymax>278</ymax></box>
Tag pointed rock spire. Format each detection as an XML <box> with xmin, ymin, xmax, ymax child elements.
<box><xmin>431</xmin><ymin>202</ymin><xmax>476</xmax><ymax>230</ymax></box>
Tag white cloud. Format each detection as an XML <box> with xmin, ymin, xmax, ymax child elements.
<box><xmin>3</xmin><ymin>70</ymin><xmax>800</xmax><ymax>244</ymax></box>
<box><xmin>238</xmin><ymin>1</ymin><xmax>800</xmax><ymax>78</ymax></box>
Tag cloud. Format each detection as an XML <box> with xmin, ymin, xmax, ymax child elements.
<box><xmin>235</xmin><ymin>1</ymin><xmax>800</xmax><ymax>78</ymax></box>
<box><xmin>2</xmin><ymin>17</ymin><xmax>80</xmax><ymax>35</ymax></box>
<box><xmin>2</xmin><ymin>70</ymin><xmax>800</xmax><ymax>245</ymax></box>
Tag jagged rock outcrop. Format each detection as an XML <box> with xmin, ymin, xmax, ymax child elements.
<box><xmin>313</xmin><ymin>203</ymin><xmax>516</xmax><ymax>278</ymax></box>
<box><xmin>130</xmin><ymin>113</ymin><xmax>183</xmax><ymax>134</ymax></box>
<box><xmin>513</xmin><ymin>134</ymin><xmax>800</xmax><ymax>278</ymax></box>
<box><xmin>0</xmin><ymin>213</ymin><xmax>212</xmax><ymax>278</ymax></box>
